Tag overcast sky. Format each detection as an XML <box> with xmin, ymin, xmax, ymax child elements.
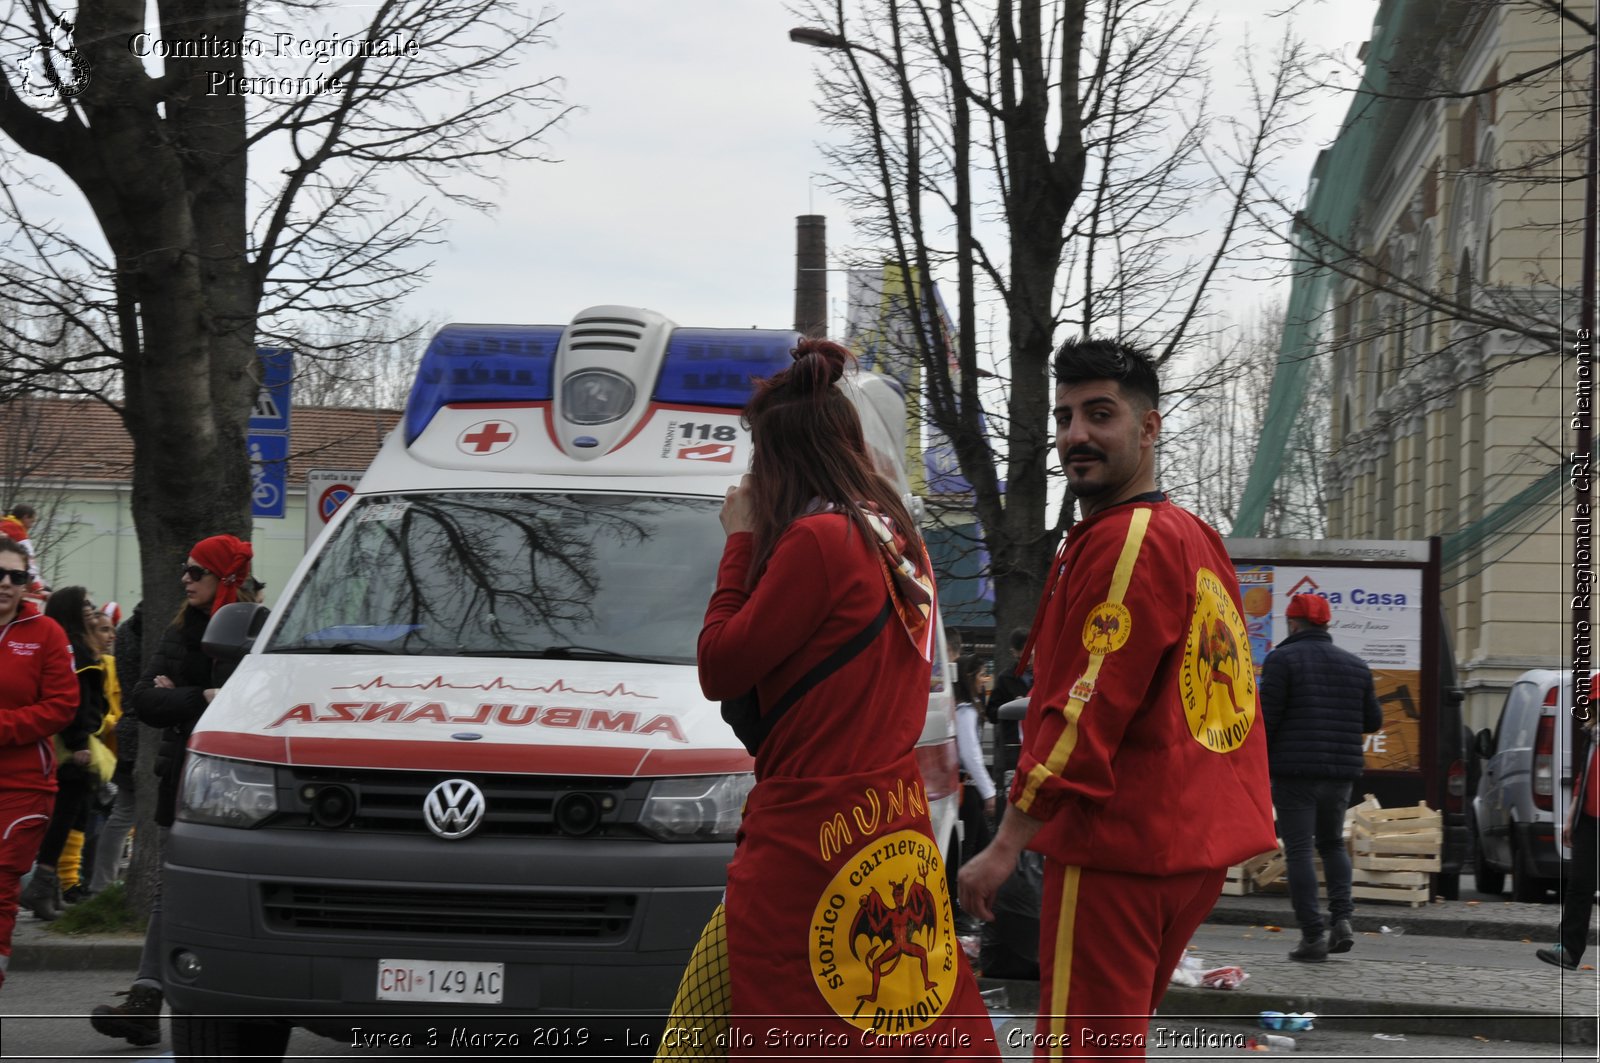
<box><xmin>404</xmin><ymin>0</ymin><xmax>1381</xmax><ymax>338</ymax></box>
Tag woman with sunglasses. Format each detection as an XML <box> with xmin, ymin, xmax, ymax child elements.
<box><xmin>656</xmin><ymin>340</ymin><xmax>995</xmax><ymax>1059</ymax></box>
<box><xmin>91</xmin><ymin>534</ymin><xmax>257</xmax><ymax>1047</ymax></box>
<box><xmin>19</xmin><ymin>587</ymin><xmax>111</xmax><ymax>921</ymax></box>
<box><xmin>0</xmin><ymin>535</ymin><xmax>77</xmax><ymax>992</ymax></box>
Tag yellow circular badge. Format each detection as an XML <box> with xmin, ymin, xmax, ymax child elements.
<box><xmin>1179</xmin><ymin>567</ymin><xmax>1257</xmax><ymax>753</ymax></box>
<box><xmin>1082</xmin><ymin>601</ymin><xmax>1132</xmax><ymax>655</ymax></box>
<box><xmin>809</xmin><ymin>829</ymin><xmax>957</xmax><ymax>1034</ymax></box>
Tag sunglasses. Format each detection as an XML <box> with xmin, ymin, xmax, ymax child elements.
<box><xmin>0</xmin><ymin>567</ymin><xmax>28</xmax><ymax>587</ymax></box>
<box><xmin>180</xmin><ymin>564</ymin><xmax>213</xmax><ymax>582</ymax></box>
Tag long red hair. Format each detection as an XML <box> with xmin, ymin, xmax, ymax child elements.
<box><xmin>742</xmin><ymin>338</ymin><xmax>923</xmax><ymax>585</ymax></box>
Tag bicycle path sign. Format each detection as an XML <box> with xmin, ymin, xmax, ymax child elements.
<box><xmin>249</xmin><ymin>433</ymin><xmax>288</xmax><ymax>520</ymax></box>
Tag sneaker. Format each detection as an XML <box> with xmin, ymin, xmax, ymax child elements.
<box><xmin>1536</xmin><ymin>945</ymin><xmax>1579</xmax><ymax>970</ymax></box>
<box><xmin>19</xmin><ymin>866</ymin><xmax>61</xmax><ymax>922</ymax></box>
<box><xmin>62</xmin><ymin>883</ymin><xmax>92</xmax><ymax>905</ymax></box>
<box><xmin>1328</xmin><ymin>918</ymin><xmax>1354</xmax><ymax>954</ymax></box>
<box><xmin>1288</xmin><ymin>932</ymin><xmax>1329</xmax><ymax>963</ymax></box>
<box><xmin>89</xmin><ymin>984</ymin><xmax>164</xmax><ymax>1047</ymax></box>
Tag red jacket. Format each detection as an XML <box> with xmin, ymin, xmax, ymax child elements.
<box><xmin>1010</xmin><ymin>497</ymin><xmax>1276</xmax><ymax>874</ymax></box>
<box><xmin>699</xmin><ymin>517</ymin><xmax>927</xmax><ymax>781</ymax></box>
<box><xmin>699</xmin><ymin>515</ymin><xmax>996</xmax><ymax>1055</ymax></box>
<box><xmin>0</xmin><ymin>600</ymin><xmax>79</xmax><ymax>793</ymax></box>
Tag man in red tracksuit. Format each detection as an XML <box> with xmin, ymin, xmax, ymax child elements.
<box><xmin>959</xmin><ymin>339</ymin><xmax>1276</xmax><ymax>1058</ymax></box>
<box><xmin>0</xmin><ymin>534</ymin><xmax>78</xmax><ymax>990</ymax></box>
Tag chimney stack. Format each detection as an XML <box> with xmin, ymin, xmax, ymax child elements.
<box><xmin>794</xmin><ymin>215</ymin><xmax>827</xmax><ymax>337</ymax></box>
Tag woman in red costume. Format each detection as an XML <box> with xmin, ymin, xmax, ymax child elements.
<box><xmin>658</xmin><ymin>339</ymin><xmax>996</xmax><ymax>1060</ymax></box>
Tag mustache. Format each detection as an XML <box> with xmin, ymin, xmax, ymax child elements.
<box><xmin>1064</xmin><ymin>446</ymin><xmax>1106</xmax><ymax>463</ymax></box>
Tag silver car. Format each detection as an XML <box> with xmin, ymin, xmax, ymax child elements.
<box><xmin>1471</xmin><ymin>670</ymin><xmax>1575</xmax><ymax>901</ymax></box>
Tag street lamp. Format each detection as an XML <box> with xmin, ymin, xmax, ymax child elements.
<box><xmin>787</xmin><ymin>26</ymin><xmax>846</xmax><ymax>50</ymax></box>
<box><xmin>788</xmin><ymin>26</ymin><xmax>896</xmax><ymax>67</ymax></box>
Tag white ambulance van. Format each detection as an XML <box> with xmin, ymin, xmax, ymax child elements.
<box><xmin>164</xmin><ymin>306</ymin><xmax>961</xmax><ymax>1058</ymax></box>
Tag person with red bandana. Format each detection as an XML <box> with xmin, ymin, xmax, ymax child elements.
<box><xmin>656</xmin><ymin>339</ymin><xmax>997</xmax><ymax>1059</ymax></box>
<box><xmin>90</xmin><ymin>534</ymin><xmax>257</xmax><ymax>1047</ymax></box>
<box><xmin>0</xmin><ymin>534</ymin><xmax>77</xmax><ymax>992</ymax></box>
<box><xmin>959</xmin><ymin>339</ymin><xmax>1276</xmax><ymax>1059</ymax></box>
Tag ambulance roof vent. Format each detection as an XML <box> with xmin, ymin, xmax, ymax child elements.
<box><xmin>567</xmin><ymin>312</ymin><xmax>650</xmax><ymax>355</ymax></box>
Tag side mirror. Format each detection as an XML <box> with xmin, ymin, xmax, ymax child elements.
<box><xmin>203</xmin><ymin>602</ymin><xmax>271</xmax><ymax>661</ymax></box>
<box><xmin>998</xmin><ymin>696</ymin><xmax>1029</xmax><ymax>722</ymax></box>
<box><xmin>1473</xmin><ymin>728</ymin><xmax>1494</xmax><ymax>760</ymax></box>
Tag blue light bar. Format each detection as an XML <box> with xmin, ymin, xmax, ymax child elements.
<box><xmin>653</xmin><ymin>329</ymin><xmax>799</xmax><ymax>407</ymax></box>
<box><xmin>404</xmin><ymin>325</ymin><xmax>565</xmax><ymax>443</ymax></box>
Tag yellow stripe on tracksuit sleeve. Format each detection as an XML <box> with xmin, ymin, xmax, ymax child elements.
<box><xmin>1015</xmin><ymin>507</ymin><xmax>1152</xmax><ymax>814</ymax></box>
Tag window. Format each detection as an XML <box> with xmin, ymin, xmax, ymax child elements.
<box><xmin>268</xmin><ymin>492</ymin><xmax>726</xmax><ymax>664</ymax></box>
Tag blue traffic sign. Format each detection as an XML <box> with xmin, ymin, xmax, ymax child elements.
<box><xmin>251</xmin><ymin>348</ymin><xmax>293</xmax><ymax>434</ymax></box>
<box><xmin>249</xmin><ymin>432</ymin><xmax>288</xmax><ymax>519</ymax></box>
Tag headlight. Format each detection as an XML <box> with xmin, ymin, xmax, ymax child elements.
<box><xmin>177</xmin><ymin>753</ymin><xmax>278</xmax><ymax>828</ymax></box>
<box><xmin>637</xmin><ymin>773</ymin><xmax>754</xmax><ymax>842</ymax></box>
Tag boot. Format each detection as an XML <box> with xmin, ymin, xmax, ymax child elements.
<box><xmin>19</xmin><ymin>866</ymin><xmax>61</xmax><ymax>922</ymax></box>
<box><xmin>1328</xmin><ymin>918</ymin><xmax>1354</xmax><ymax>954</ymax></box>
<box><xmin>1288</xmin><ymin>931</ymin><xmax>1329</xmax><ymax>963</ymax></box>
<box><xmin>89</xmin><ymin>984</ymin><xmax>163</xmax><ymax>1047</ymax></box>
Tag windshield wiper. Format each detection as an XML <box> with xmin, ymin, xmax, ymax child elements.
<box><xmin>267</xmin><ymin>641</ymin><xmax>406</xmax><ymax>655</ymax></box>
<box><xmin>457</xmin><ymin>645</ymin><xmax>679</xmax><ymax>665</ymax></box>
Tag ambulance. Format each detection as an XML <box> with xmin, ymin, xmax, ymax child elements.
<box><xmin>163</xmin><ymin>306</ymin><xmax>962</xmax><ymax>1058</ymax></box>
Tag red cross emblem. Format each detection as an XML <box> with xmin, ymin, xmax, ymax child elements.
<box><xmin>457</xmin><ymin>421</ymin><xmax>515</xmax><ymax>455</ymax></box>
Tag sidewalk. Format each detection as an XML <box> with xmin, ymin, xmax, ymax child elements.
<box><xmin>1206</xmin><ymin>891</ymin><xmax>1598</xmax><ymax>945</ymax></box>
<box><xmin>6</xmin><ymin>911</ymin><xmax>142</xmax><ymax>973</ymax></box>
<box><xmin>981</xmin><ymin>896</ymin><xmax>1599</xmax><ymax>1049</ymax></box>
<box><xmin>11</xmin><ymin>896</ymin><xmax>1597</xmax><ymax>1049</ymax></box>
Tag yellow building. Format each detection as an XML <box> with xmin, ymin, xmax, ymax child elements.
<box><xmin>1237</xmin><ymin>0</ymin><xmax>1592</xmax><ymax>729</ymax></box>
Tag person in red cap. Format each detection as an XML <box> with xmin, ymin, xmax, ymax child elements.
<box><xmin>90</xmin><ymin>534</ymin><xmax>258</xmax><ymax>1047</ymax></box>
<box><xmin>1259</xmin><ymin>592</ymin><xmax>1381</xmax><ymax>962</ymax></box>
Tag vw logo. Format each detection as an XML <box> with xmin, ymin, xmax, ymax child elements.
<box><xmin>423</xmin><ymin>779</ymin><xmax>486</xmax><ymax>840</ymax></box>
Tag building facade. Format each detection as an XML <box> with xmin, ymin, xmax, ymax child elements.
<box><xmin>1247</xmin><ymin>0</ymin><xmax>1591</xmax><ymax>730</ymax></box>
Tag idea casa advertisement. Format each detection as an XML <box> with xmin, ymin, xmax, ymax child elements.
<box><xmin>1227</xmin><ymin>538</ymin><xmax>1440</xmax><ymax>775</ymax></box>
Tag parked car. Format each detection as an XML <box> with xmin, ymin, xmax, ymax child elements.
<box><xmin>1471</xmin><ymin>669</ymin><xmax>1576</xmax><ymax>901</ymax></box>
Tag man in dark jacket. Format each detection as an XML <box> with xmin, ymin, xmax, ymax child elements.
<box><xmin>1261</xmin><ymin>593</ymin><xmax>1382</xmax><ymax>963</ymax></box>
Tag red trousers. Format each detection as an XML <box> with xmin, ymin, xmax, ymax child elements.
<box><xmin>1031</xmin><ymin>861</ymin><xmax>1224</xmax><ymax>1060</ymax></box>
<box><xmin>0</xmin><ymin>789</ymin><xmax>55</xmax><ymax>990</ymax></box>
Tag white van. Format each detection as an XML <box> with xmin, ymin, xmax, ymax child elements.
<box><xmin>163</xmin><ymin>306</ymin><xmax>961</xmax><ymax>1059</ymax></box>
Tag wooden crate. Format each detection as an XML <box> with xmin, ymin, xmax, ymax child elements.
<box><xmin>1223</xmin><ymin>851</ymin><xmax>1279</xmax><ymax>895</ymax></box>
<box><xmin>1252</xmin><ymin>851</ymin><xmax>1288</xmax><ymax>889</ymax></box>
<box><xmin>1350</xmin><ymin>870</ymin><xmax>1440</xmax><ymax>902</ymax></box>
<box><xmin>1352</xmin><ymin>800</ymin><xmax>1442</xmax><ymax>873</ymax></box>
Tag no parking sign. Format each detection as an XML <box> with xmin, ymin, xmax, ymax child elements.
<box><xmin>305</xmin><ymin>469</ymin><xmax>366</xmax><ymax>549</ymax></box>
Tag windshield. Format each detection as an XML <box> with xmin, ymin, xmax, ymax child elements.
<box><xmin>267</xmin><ymin>492</ymin><xmax>725</xmax><ymax>664</ymax></box>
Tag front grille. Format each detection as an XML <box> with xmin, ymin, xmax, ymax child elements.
<box><xmin>270</xmin><ymin>768</ymin><xmax>651</xmax><ymax>838</ymax></box>
<box><xmin>261</xmin><ymin>883</ymin><xmax>635</xmax><ymax>940</ymax></box>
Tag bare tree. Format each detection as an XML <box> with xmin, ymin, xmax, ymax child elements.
<box><xmin>0</xmin><ymin>0</ymin><xmax>570</xmax><ymax>915</ymax></box>
<box><xmin>1232</xmin><ymin>0</ymin><xmax>1593</xmax><ymax>532</ymax></box>
<box><xmin>793</xmin><ymin>0</ymin><xmax>1314</xmax><ymax>646</ymax></box>
<box><xmin>292</xmin><ymin>318</ymin><xmax>431</xmax><ymax>410</ymax></box>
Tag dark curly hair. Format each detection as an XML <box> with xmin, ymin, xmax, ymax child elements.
<box><xmin>1053</xmin><ymin>338</ymin><xmax>1160</xmax><ymax>410</ymax></box>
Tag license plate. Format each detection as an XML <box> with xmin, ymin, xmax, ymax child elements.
<box><xmin>376</xmin><ymin>959</ymin><xmax>505</xmax><ymax>1004</ymax></box>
